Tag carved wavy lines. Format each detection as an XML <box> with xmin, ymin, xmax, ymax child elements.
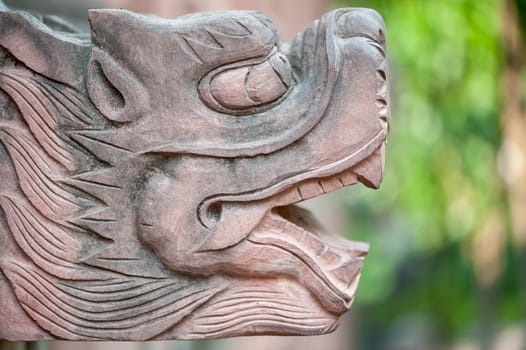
<box><xmin>60</xmin><ymin>277</ymin><xmax>157</xmax><ymax>295</ymax></box>
<box><xmin>63</xmin><ymin>278</ymin><xmax>140</xmax><ymax>293</ymax></box>
<box><xmin>57</xmin><ymin>279</ymin><xmax>187</xmax><ymax>314</ymax></box>
<box><xmin>181</xmin><ymin>30</ymin><xmax>224</xmax><ymax>53</ymax></box>
<box><xmin>177</xmin><ymin>18</ymin><xmax>256</xmax><ymax>65</ymax></box>
<box><xmin>0</xmin><ymin>128</ymin><xmax>81</xmax><ymax>222</ymax></box>
<box><xmin>70</xmin><ymin>131</ymin><xmax>132</xmax><ymax>166</ymax></box>
<box><xmin>66</xmin><ymin>169</ymin><xmax>123</xmax><ymax>208</ymax></box>
<box><xmin>0</xmin><ymin>196</ymin><xmax>106</xmax><ymax>280</ymax></box>
<box><xmin>190</xmin><ymin>289</ymin><xmax>333</xmax><ymax>337</ymax></box>
<box><xmin>178</xmin><ymin>36</ymin><xmax>205</xmax><ymax>65</ymax></box>
<box><xmin>0</xmin><ymin>70</ymin><xmax>76</xmax><ymax>170</ymax></box>
<box><xmin>4</xmin><ymin>262</ymin><xmax>222</xmax><ymax>340</ymax></box>
<box><xmin>30</xmin><ymin>76</ymin><xmax>98</xmax><ymax>127</ymax></box>
<box><xmin>207</xmin><ymin>18</ymin><xmax>253</xmax><ymax>38</ymax></box>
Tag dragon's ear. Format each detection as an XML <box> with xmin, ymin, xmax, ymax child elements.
<box><xmin>86</xmin><ymin>49</ymin><xmax>149</xmax><ymax>123</ymax></box>
<box><xmin>87</xmin><ymin>10</ymin><xmax>150</xmax><ymax>123</ymax></box>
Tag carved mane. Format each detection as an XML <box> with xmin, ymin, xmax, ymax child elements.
<box><xmin>0</xmin><ymin>49</ymin><xmax>220</xmax><ymax>340</ymax></box>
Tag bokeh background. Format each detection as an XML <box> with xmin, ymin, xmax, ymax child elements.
<box><xmin>1</xmin><ymin>0</ymin><xmax>525</xmax><ymax>349</ymax></box>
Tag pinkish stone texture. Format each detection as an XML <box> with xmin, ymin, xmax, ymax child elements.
<box><xmin>0</xmin><ymin>4</ymin><xmax>388</xmax><ymax>341</ymax></box>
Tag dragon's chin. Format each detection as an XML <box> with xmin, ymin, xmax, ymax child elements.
<box><xmin>161</xmin><ymin>276</ymin><xmax>341</xmax><ymax>339</ymax></box>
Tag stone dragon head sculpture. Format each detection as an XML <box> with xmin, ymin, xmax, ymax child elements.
<box><xmin>0</xmin><ymin>4</ymin><xmax>388</xmax><ymax>340</ymax></box>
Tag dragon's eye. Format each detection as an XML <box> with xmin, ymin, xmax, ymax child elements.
<box><xmin>199</xmin><ymin>50</ymin><xmax>292</xmax><ymax>114</ymax></box>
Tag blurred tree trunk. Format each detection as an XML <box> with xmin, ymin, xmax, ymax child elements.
<box><xmin>472</xmin><ymin>211</ymin><xmax>504</xmax><ymax>350</ymax></box>
<box><xmin>502</xmin><ymin>1</ymin><xmax>526</xmax><ymax>247</ymax></box>
<box><xmin>500</xmin><ymin>0</ymin><xmax>526</xmax><ymax>348</ymax></box>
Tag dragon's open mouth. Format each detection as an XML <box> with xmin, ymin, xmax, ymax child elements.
<box><xmin>246</xmin><ymin>141</ymin><xmax>385</xmax><ymax>314</ymax></box>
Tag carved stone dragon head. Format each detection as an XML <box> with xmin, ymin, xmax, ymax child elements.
<box><xmin>0</xmin><ymin>5</ymin><xmax>388</xmax><ymax>340</ymax></box>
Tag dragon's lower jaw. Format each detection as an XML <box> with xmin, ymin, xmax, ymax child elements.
<box><xmin>249</xmin><ymin>204</ymin><xmax>367</xmax><ymax>314</ymax></box>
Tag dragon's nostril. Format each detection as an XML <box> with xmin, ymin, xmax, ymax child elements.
<box><xmin>334</xmin><ymin>9</ymin><xmax>386</xmax><ymax>45</ymax></box>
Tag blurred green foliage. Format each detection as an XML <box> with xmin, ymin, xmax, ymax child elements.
<box><xmin>334</xmin><ymin>0</ymin><xmax>525</xmax><ymax>347</ymax></box>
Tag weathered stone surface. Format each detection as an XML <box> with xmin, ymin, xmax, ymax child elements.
<box><xmin>0</xmin><ymin>3</ymin><xmax>389</xmax><ymax>341</ymax></box>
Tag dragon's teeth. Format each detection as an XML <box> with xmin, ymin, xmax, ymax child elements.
<box><xmin>347</xmin><ymin>273</ymin><xmax>362</xmax><ymax>295</ymax></box>
<box><xmin>339</xmin><ymin>171</ymin><xmax>358</xmax><ymax>186</ymax></box>
<box><xmin>297</xmin><ymin>181</ymin><xmax>323</xmax><ymax>200</ymax></box>
<box><xmin>285</xmin><ymin>221</ymin><xmax>305</xmax><ymax>241</ymax></box>
<box><xmin>318</xmin><ymin>177</ymin><xmax>343</xmax><ymax>192</ymax></box>
<box><xmin>319</xmin><ymin>247</ymin><xmax>342</xmax><ymax>268</ymax></box>
<box><xmin>330</xmin><ymin>259</ymin><xmax>363</xmax><ymax>288</ymax></box>
<box><xmin>303</xmin><ymin>231</ymin><xmax>325</xmax><ymax>256</ymax></box>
